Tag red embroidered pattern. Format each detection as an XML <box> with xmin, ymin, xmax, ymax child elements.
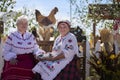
<box><xmin>68</xmin><ymin>39</ymin><xmax>72</xmax><ymax>43</ymax></box>
<box><xmin>11</xmin><ymin>33</ymin><xmax>33</xmax><ymax>41</ymax></box>
<box><xmin>8</xmin><ymin>36</ymin><xmax>12</xmax><ymax>41</ymax></box>
<box><xmin>6</xmin><ymin>42</ymin><xmax>34</xmax><ymax>50</ymax></box>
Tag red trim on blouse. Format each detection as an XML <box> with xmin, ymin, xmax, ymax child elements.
<box><xmin>11</xmin><ymin>33</ymin><xmax>33</xmax><ymax>41</ymax></box>
<box><xmin>6</xmin><ymin>42</ymin><xmax>34</xmax><ymax>50</ymax></box>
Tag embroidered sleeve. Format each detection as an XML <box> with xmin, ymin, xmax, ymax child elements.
<box><xmin>3</xmin><ymin>34</ymin><xmax>17</xmax><ymax>61</ymax></box>
<box><xmin>52</xmin><ymin>37</ymin><xmax>59</xmax><ymax>50</ymax></box>
<box><xmin>62</xmin><ymin>35</ymin><xmax>79</xmax><ymax>58</ymax></box>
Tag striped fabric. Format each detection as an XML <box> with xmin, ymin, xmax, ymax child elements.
<box><xmin>1</xmin><ymin>53</ymin><xmax>36</xmax><ymax>80</ymax></box>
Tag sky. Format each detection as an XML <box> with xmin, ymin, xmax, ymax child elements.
<box><xmin>14</xmin><ymin>0</ymin><xmax>71</xmax><ymax>21</ymax></box>
<box><xmin>1</xmin><ymin>0</ymin><xmax>113</xmax><ymax>36</ymax></box>
<box><xmin>2</xmin><ymin>0</ymin><xmax>94</xmax><ymax>36</ymax></box>
<box><xmin>1</xmin><ymin>0</ymin><xmax>72</xmax><ymax>34</ymax></box>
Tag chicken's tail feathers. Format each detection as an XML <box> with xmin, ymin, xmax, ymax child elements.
<box><xmin>35</xmin><ymin>9</ymin><xmax>42</xmax><ymax>21</ymax></box>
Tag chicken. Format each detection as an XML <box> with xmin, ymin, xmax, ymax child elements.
<box><xmin>35</xmin><ymin>7</ymin><xmax>58</xmax><ymax>41</ymax></box>
<box><xmin>35</xmin><ymin>7</ymin><xmax>58</xmax><ymax>28</ymax></box>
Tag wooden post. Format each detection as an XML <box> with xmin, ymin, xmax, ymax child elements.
<box><xmin>0</xmin><ymin>21</ymin><xmax>4</xmax><ymax>43</ymax></box>
<box><xmin>83</xmin><ymin>41</ymin><xmax>86</xmax><ymax>80</ymax></box>
<box><xmin>78</xmin><ymin>41</ymin><xmax>86</xmax><ymax>80</ymax></box>
<box><xmin>93</xmin><ymin>21</ymin><xmax>96</xmax><ymax>48</ymax></box>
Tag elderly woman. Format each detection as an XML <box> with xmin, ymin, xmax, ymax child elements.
<box><xmin>32</xmin><ymin>20</ymin><xmax>80</xmax><ymax>80</ymax></box>
<box><xmin>1</xmin><ymin>15</ymin><xmax>45</xmax><ymax>80</ymax></box>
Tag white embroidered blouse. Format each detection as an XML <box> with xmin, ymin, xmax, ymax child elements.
<box><xmin>52</xmin><ymin>32</ymin><xmax>79</xmax><ymax>60</ymax></box>
<box><xmin>2</xmin><ymin>31</ymin><xmax>44</xmax><ymax>61</ymax></box>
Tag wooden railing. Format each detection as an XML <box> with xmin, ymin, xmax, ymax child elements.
<box><xmin>37</xmin><ymin>41</ymin><xmax>54</xmax><ymax>52</ymax></box>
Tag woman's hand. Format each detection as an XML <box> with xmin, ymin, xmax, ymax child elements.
<box><xmin>9</xmin><ymin>58</ymin><xmax>18</xmax><ymax>65</ymax></box>
<box><xmin>37</xmin><ymin>53</ymin><xmax>65</xmax><ymax>61</ymax></box>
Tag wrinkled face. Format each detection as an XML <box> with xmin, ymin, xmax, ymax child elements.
<box><xmin>58</xmin><ymin>23</ymin><xmax>70</xmax><ymax>37</ymax></box>
<box><xmin>17</xmin><ymin>19</ymin><xmax>28</xmax><ymax>33</ymax></box>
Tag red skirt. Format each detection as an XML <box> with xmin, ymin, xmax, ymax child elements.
<box><xmin>54</xmin><ymin>56</ymin><xmax>80</xmax><ymax>80</ymax></box>
<box><xmin>1</xmin><ymin>53</ymin><xmax>36</xmax><ymax>80</ymax></box>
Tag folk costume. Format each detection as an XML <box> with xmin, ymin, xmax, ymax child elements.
<box><xmin>32</xmin><ymin>32</ymin><xmax>80</xmax><ymax>80</ymax></box>
<box><xmin>1</xmin><ymin>31</ymin><xmax>44</xmax><ymax>80</ymax></box>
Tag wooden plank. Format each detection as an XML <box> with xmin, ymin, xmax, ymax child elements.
<box><xmin>0</xmin><ymin>21</ymin><xmax>4</xmax><ymax>43</ymax></box>
<box><xmin>0</xmin><ymin>21</ymin><xmax>3</xmax><ymax>34</ymax></box>
<box><xmin>116</xmin><ymin>0</ymin><xmax>120</xmax><ymax>2</ymax></box>
<box><xmin>88</xmin><ymin>4</ymin><xmax>120</xmax><ymax>19</ymax></box>
<box><xmin>37</xmin><ymin>41</ymin><xmax>54</xmax><ymax>52</ymax></box>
